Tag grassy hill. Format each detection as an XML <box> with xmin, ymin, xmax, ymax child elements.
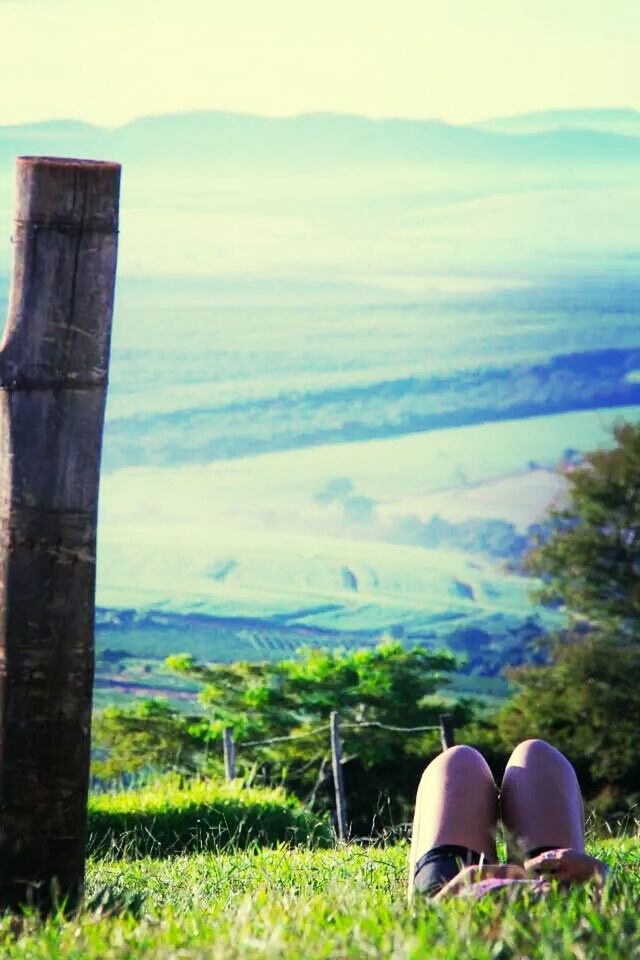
<box><xmin>1</xmin><ymin>840</ymin><xmax>637</xmax><ymax>958</ymax></box>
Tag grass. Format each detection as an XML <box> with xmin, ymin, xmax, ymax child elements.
<box><xmin>0</xmin><ymin>838</ymin><xmax>637</xmax><ymax>958</ymax></box>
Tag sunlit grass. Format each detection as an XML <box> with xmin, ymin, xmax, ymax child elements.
<box><xmin>0</xmin><ymin>839</ymin><xmax>637</xmax><ymax>958</ymax></box>
<box><xmin>88</xmin><ymin>776</ymin><xmax>331</xmax><ymax>857</ymax></box>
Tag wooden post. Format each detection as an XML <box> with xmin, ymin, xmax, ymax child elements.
<box><xmin>0</xmin><ymin>156</ymin><xmax>120</xmax><ymax>910</ymax></box>
<box><xmin>330</xmin><ymin>711</ymin><xmax>348</xmax><ymax>841</ymax></box>
<box><xmin>223</xmin><ymin>727</ymin><xmax>236</xmax><ymax>781</ymax></box>
<box><xmin>439</xmin><ymin>714</ymin><xmax>455</xmax><ymax>751</ymax></box>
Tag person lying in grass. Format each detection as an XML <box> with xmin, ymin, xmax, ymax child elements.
<box><xmin>408</xmin><ymin>738</ymin><xmax>609</xmax><ymax>901</ymax></box>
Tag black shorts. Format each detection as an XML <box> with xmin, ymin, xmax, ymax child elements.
<box><xmin>413</xmin><ymin>844</ymin><xmax>482</xmax><ymax>897</ymax></box>
<box><xmin>413</xmin><ymin>844</ymin><xmax>557</xmax><ymax>897</ymax></box>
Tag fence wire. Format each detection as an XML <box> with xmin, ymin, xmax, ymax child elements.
<box><xmin>240</xmin><ymin>720</ymin><xmax>441</xmax><ymax>748</ymax></box>
<box><xmin>242</xmin><ymin>725</ymin><xmax>330</xmax><ymax>747</ymax></box>
<box><xmin>223</xmin><ymin>713</ymin><xmax>454</xmax><ymax>837</ymax></box>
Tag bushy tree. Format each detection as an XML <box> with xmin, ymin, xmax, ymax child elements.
<box><xmin>169</xmin><ymin>640</ymin><xmax>472</xmax><ymax>833</ymax></box>
<box><xmin>526</xmin><ymin>420</ymin><xmax>640</xmax><ymax>636</ymax></box>
<box><xmin>500</xmin><ymin>420</ymin><xmax>640</xmax><ymax>807</ymax></box>
<box><xmin>167</xmin><ymin>639</ymin><xmax>463</xmax><ymax>758</ymax></box>
<box><xmin>92</xmin><ymin>698</ymin><xmax>207</xmax><ymax>781</ymax></box>
<box><xmin>94</xmin><ymin>640</ymin><xmax>472</xmax><ymax>834</ymax></box>
<box><xmin>499</xmin><ymin>634</ymin><xmax>640</xmax><ymax>797</ymax></box>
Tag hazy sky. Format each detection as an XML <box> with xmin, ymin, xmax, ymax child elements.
<box><xmin>1</xmin><ymin>0</ymin><xmax>639</xmax><ymax>126</ymax></box>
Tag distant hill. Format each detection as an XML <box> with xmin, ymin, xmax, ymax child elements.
<box><xmin>1</xmin><ymin>107</ymin><xmax>639</xmax><ymax>283</ymax></box>
<box><xmin>475</xmin><ymin>108</ymin><xmax>640</xmax><ymax>137</ymax></box>
<box><xmin>3</xmin><ymin>110</ymin><xmax>640</xmax><ymax>169</ymax></box>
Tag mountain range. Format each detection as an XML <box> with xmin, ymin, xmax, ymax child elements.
<box><xmin>1</xmin><ymin>107</ymin><xmax>640</xmax><ymax>284</ymax></box>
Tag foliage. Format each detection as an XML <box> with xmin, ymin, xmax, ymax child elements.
<box><xmin>94</xmin><ymin>640</ymin><xmax>472</xmax><ymax>834</ymax></box>
<box><xmin>88</xmin><ymin>776</ymin><xmax>330</xmax><ymax>858</ymax></box>
<box><xmin>0</xmin><ymin>840</ymin><xmax>637</xmax><ymax>958</ymax></box>
<box><xmin>501</xmin><ymin>420</ymin><xmax>640</xmax><ymax>806</ymax></box>
<box><xmin>527</xmin><ymin>419</ymin><xmax>640</xmax><ymax>637</ymax></box>
<box><xmin>499</xmin><ymin>633</ymin><xmax>640</xmax><ymax>804</ymax></box>
<box><xmin>167</xmin><ymin>639</ymin><xmax>464</xmax><ymax>746</ymax></box>
<box><xmin>92</xmin><ymin>699</ymin><xmax>206</xmax><ymax>780</ymax></box>
<box><xmin>166</xmin><ymin>639</ymin><xmax>471</xmax><ymax>833</ymax></box>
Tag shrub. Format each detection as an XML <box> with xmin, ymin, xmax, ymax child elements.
<box><xmin>88</xmin><ymin>776</ymin><xmax>331</xmax><ymax>858</ymax></box>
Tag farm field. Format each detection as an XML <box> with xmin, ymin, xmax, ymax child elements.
<box><xmin>3</xmin><ymin>114</ymin><xmax>640</xmax><ymax>702</ymax></box>
<box><xmin>92</xmin><ymin>403</ymin><xmax>639</xmax><ymax>703</ymax></box>
<box><xmin>2</xmin><ymin>840</ymin><xmax>637</xmax><ymax>958</ymax></box>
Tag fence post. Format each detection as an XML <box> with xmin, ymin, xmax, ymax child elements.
<box><xmin>0</xmin><ymin>156</ymin><xmax>120</xmax><ymax>911</ymax></box>
<box><xmin>330</xmin><ymin>710</ymin><xmax>348</xmax><ymax>841</ymax></box>
<box><xmin>439</xmin><ymin>714</ymin><xmax>455</xmax><ymax>751</ymax></box>
<box><xmin>223</xmin><ymin>727</ymin><xmax>236</xmax><ymax>781</ymax></box>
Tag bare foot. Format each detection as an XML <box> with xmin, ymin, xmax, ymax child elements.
<box><xmin>525</xmin><ymin>848</ymin><xmax>609</xmax><ymax>886</ymax></box>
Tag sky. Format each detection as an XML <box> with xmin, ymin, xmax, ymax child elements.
<box><xmin>0</xmin><ymin>0</ymin><xmax>639</xmax><ymax>127</ymax></box>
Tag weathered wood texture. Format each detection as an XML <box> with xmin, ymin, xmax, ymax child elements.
<box><xmin>330</xmin><ymin>711</ymin><xmax>348</xmax><ymax>842</ymax></box>
<box><xmin>223</xmin><ymin>727</ymin><xmax>237</xmax><ymax>781</ymax></box>
<box><xmin>439</xmin><ymin>714</ymin><xmax>455</xmax><ymax>751</ymax></box>
<box><xmin>0</xmin><ymin>157</ymin><xmax>120</xmax><ymax>910</ymax></box>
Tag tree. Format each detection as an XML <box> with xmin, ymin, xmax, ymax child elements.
<box><xmin>500</xmin><ymin>420</ymin><xmax>640</xmax><ymax>807</ymax></box>
<box><xmin>526</xmin><ymin>420</ymin><xmax>640</xmax><ymax>637</ymax></box>
<box><xmin>499</xmin><ymin>634</ymin><xmax>640</xmax><ymax>798</ymax></box>
<box><xmin>95</xmin><ymin>641</ymin><xmax>472</xmax><ymax>834</ymax></box>
<box><xmin>168</xmin><ymin>640</ymin><xmax>465</xmax><ymax>753</ymax></box>
<box><xmin>169</xmin><ymin>639</ymin><xmax>471</xmax><ymax>833</ymax></box>
<box><xmin>92</xmin><ymin>699</ymin><xmax>207</xmax><ymax>781</ymax></box>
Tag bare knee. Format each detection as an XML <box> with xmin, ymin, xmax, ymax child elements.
<box><xmin>421</xmin><ymin>744</ymin><xmax>493</xmax><ymax>785</ymax></box>
<box><xmin>442</xmin><ymin>744</ymin><xmax>492</xmax><ymax>771</ymax></box>
<box><xmin>501</xmin><ymin>739</ymin><xmax>584</xmax><ymax>853</ymax></box>
<box><xmin>505</xmin><ymin>739</ymin><xmax>574</xmax><ymax>774</ymax></box>
<box><xmin>414</xmin><ymin>744</ymin><xmax>497</xmax><ymax>860</ymax></box>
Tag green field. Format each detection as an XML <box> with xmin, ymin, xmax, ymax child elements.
<box><xmin>1</xmin><ymin>840</ymin><xmax>637</xmax><ymax>958</ymax></box>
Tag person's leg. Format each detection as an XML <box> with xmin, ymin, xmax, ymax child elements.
<box><xmin>408</xmin><ymin>745</ymin><xmax>498</xmax><ymax>899</ymax></box>
<box><xmin>500</xmin><ymin>739</ymin><xmax>584</xmax><ymax>861</ymax></box>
